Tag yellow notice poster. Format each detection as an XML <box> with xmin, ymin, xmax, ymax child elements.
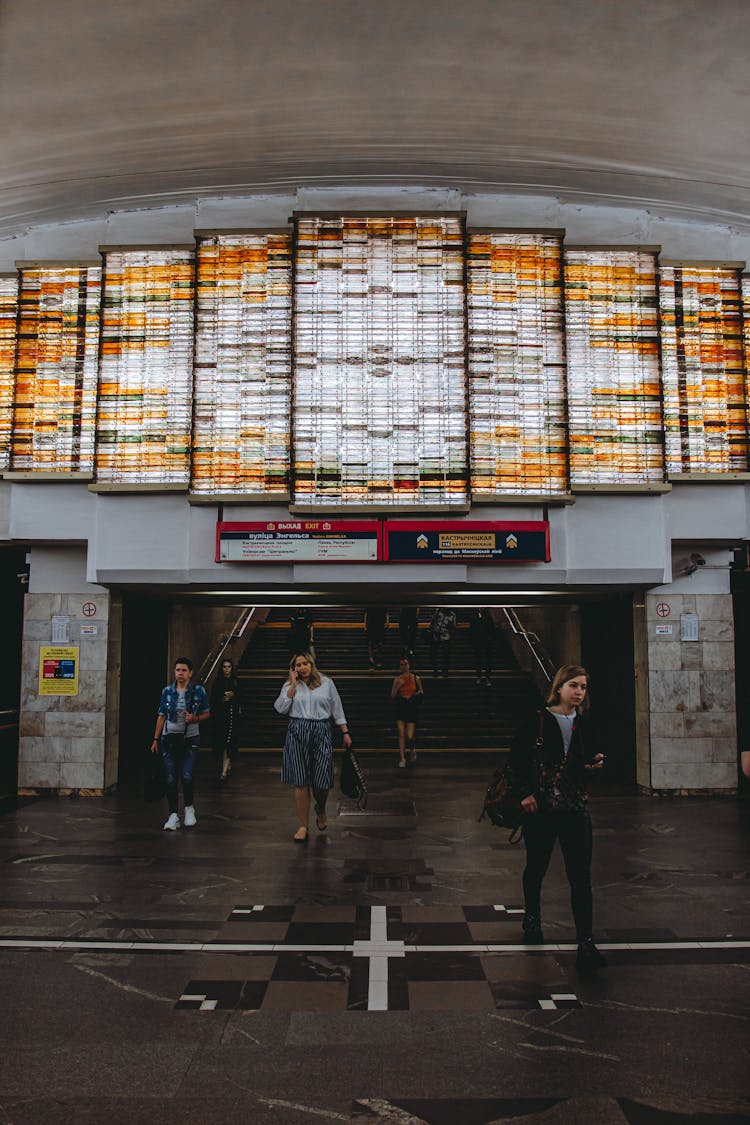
<box><xmin>39</xmin><ymin>646</ymin><xmax>79</xmax><ymax>696</ymax></box>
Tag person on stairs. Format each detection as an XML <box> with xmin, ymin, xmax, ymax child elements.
<box><xmin>151</xmin><ymin>657</ymin><xmax>210</xmax><ymax>831</ymax></box>
<box><xmin>508</xmin><ymin>663</ymin><xmax>607</xmax><ymax>973</ymax></box>
<box><xmin>274</xmin><ymin>651</ymin><xmax>352</xmax><ymax>842</ymax></box>
<box><xmin>391</xmin><ymin>652</ymin><xmax>424</xmax><ymax>768</ymax></box>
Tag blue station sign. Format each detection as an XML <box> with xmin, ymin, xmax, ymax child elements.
<box><xmin>383</xmin><ymin>520</ymin><xmax>550</xmax><ymax>562</ymax></box>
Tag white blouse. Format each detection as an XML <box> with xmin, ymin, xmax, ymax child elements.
<box><xmin>274</xmin><ymin>676</ymin><xmax>347</xmax><ymax>726</ymax></box>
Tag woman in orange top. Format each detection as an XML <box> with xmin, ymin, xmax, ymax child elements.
<box><xmin>390</xmin><ymin>653</ymin><xmax>424</xmax><ymax>768</ymax></box>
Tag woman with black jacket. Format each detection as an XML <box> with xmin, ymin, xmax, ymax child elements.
<box><xmin>508</xmin><ymin>663</ymin><xmax>607</xmax><ymax>972</ymax></box>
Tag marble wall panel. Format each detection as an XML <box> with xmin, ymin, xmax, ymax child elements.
<box><xmin>698</xmin><ymin>670</ymin><xmax>736</xmax><ymax>712</ymax></box>
<box><xmin>643</xmin><ymin>591</ymin><xmax>737</xmax><ymax>792</ymax></box>
<box><xmin>63</xmin><ymin>737</ymin><xmax>104</xmax><ymax>763</ymax></box>
<box><xmin>647</xmin><ymin>642</ymin><xmax>683</xmax><ymax>671</ymax></box>
<box><xmin>683</xmin><ymin>711</ymin><xmax>737</xmax><ymax>739</ymax></box>
<box><xmin>44</xmin><ymin>711</ymin><xmax>105</xmax><ymax>738</ymax></box>
<box><xmin>59</xmin><ymin>762</ymin><xmax>101</xmax><ymax>789</ymax></box>
<box><xmin>18</xmin><ymin>760</ymin><xmax>61</xmax><ymax>788</ymax></box>
<box><xmin>702</xmin><ymin>642</ymin><xmax>735</xmax><ymax>671</ymax></box>
<box><xmin>19</xmin><ymin>712</ymin><xmax>45</xmax><ymax>737</ymax></box>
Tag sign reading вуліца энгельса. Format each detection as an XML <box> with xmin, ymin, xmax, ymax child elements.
<box><xmin>216</xmin><ymin>521</ymin><xmax>381</xmax><ymax>562</ymax></box>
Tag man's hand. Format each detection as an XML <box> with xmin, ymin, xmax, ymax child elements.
<box><xmin>521</xmin><ymin>794</ymin><xmax>538</xmax><ymax>814</ymax></box>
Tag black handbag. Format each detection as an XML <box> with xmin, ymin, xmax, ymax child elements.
<box><xmin>340</xmin><ymin>743</ymin><xmax>368</xmax><ymax>808</ymax></box>
<box><xmin>143</xmin><ymin>748</ymin><xmax>167</xmax><ymax>803</ymax></box>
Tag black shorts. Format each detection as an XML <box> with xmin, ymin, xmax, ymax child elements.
<box><xmin>394</xmin><ymin>696</ymin><xmax>420</xmax><ymax>721</ymax></box>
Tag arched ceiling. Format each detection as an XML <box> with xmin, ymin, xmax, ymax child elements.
<box><xmin>1</xmin><ymin>0</ymin><xmax>749</xmax><ymax>235</ymax></box>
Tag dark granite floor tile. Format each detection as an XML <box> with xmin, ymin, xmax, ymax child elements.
<box><xmin>229</xmin><ymin>905</ymin><xmax>294</xmax><ymax>921</ymax></box>
<box><xmin>261</xmin><ymin>980</ymin><xmax>350</xmax><ymax>1011</ymax></box>
<box><xmin>468</xmin><ymin>921</ymin><xmax>523</xmax><ymax>941</ymax></box>
<box><xmin>401</xmin><ymin>921</ymin><xmax>474</xmax><ymax>944</ymax></box>
<box><xmin>211</xmin><ymin>920</ymin><xmax>289</xmax><ymax>941</ymax></box>
<box><xmin>463</xmin><ymin>905</ymin><xmax>524</xmax><ymax>922</ymax></box>
<box><xmin>190</xmin><ymin>953</ymin><xmax>277</xmax><ymax>980</ymax></box>
<box><xmin>408</xmin><ymin>980</ymin><xmax>495</xmax><ymax>1011</ymax></box>
<box><xmin>271</xmin><ymin>952</ymin><xmax>351</xmax><ymax>982</ymax></box>
<box><xmin>292</xmin><ymin>904</ymin><xmax>356</xmax><ymax>922</ymax></box>
<box><xmin>401</xmin><ymin>906</ymin><xmax>468</xmax><ymax>923</ymax></box>
<box><xmin>404</xmin><ymin>952</ymin><xmax>486</xmax><ymax>981</ymax></box>
<box><xmin>351</xmin><ymin>1096</ymin><xmax>564</xmax><ymax>1123</ymax></box>
<box><xmin>284</xmin><ymin>921</ymin><xmax>355</xmax><ymax>944</ymax></box>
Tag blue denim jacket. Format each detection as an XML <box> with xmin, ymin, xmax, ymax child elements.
<box><xmin>158</xmin><ymin>680</ymin><xmax>209</xmax><ymax>722</ymax></box>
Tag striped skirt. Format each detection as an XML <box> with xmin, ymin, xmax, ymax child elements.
<box><xmin>281</xmin><ymin>717</ymin><xmax>334</xmax><ymax>789</ymax></box>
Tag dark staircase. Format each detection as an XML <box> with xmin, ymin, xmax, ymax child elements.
<box><xmin>235</xmin><ymin>608</ymin><xmax>539</xmax><ymax>753</ymax></box>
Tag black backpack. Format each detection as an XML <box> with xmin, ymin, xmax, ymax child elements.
<box><xmin>479</xmin><ymin>712</ymin><xmax>545</xmax><ymax>842</ymax></box>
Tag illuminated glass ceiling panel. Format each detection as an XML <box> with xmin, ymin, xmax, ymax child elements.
<box><xmin>11</xmin><ymin>265</ymin><xmax>101</xmax><ymax>475</ymax></box>
<box><xmin>95</xmin><ymin>248</ymin><xmax>195</xmax><ymax>487</ymax></box>
<box><xmin>660</xmin><ymin>264</ymin><xmax>747</xmax><ymax>475</ymax></box>
<box><xmin>0</xmin><ymin>274</ymin><xmax>18</xmax><ymax>472</ymax></box>
<box><xmin>565</xmin><ymin>248</ymin><xmax>665</xmax><ymax>487</ymax></box>
<box><xmin>192</xmin><ymin>232</ymin><xmax>292</xmax><ymax>497</ymax></box>
<box><xmin>293</xmin><ymin>215</ymin><xmax>468</xmax><ymax>507</ymax></box>
<box><xmin>466</xmin><ymin>231</ymin><xmax>568</xmax><ymax>496</ymax></box>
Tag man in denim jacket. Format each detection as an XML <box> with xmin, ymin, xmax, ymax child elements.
<box><xmin>150</xmin><ymin>657</ymin><xmax>210</xmax><ymax>831</ymax></box>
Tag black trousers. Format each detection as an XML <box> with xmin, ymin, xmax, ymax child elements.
<box><xmin>521</xmin><ymin>808</ymin><xmax>593</xmax><ymax>940</ymax></box>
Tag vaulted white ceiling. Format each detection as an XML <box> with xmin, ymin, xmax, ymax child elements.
<box><xmin>1</xmin><ymin>0</ymin><xmax>749</xmax><ymax>236</ymax></box>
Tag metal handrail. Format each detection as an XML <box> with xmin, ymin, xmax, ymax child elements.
<box><xmin>198</xmin><ymin>606</ymin><xmax>257</xmax><ymax>685</ymax></box>
<box><xmin>501</xmin><ymin>608</ymin><xmax>555</xmax><ymax>683</ymax></box>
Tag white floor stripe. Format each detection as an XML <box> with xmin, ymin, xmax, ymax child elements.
<box><xmin>0</xmin><ymin>937</ymin><xmax>748</xmax><ymax>955</ymax></box>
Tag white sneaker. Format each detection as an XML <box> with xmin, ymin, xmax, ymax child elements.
<box><xmin>163</xmin><ymin>812</ymin><xmax>180</xmax><ymax>831</ymax></box>
<box><xmin>398</xmin><ymin>759</ymin><xmax>406</xmax><ymax>768</ymax></box>
<box><xmin>183</xmin><ymin>805</ymin><xmax>197</xmax><ymax>827</ymax></box>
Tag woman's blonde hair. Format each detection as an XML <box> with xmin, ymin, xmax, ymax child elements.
<box><xmin>288</xmin><ymin>650</ymin><xmax>323</xmax><ymax>689</ymax></box>
<box><xmin>546</xmin><ymin>664</ymin><xmax>590</xmax><ymax>712</ymax></box>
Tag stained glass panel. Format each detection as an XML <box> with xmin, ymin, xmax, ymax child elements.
<box><xmin>11</xmin><ymin>264</ymin><xmax>101</xmax><ymax>475</ymax></box>
<box><xmin>466</xmin><ymin>231</ymin><xmax>568</xmax><ymax>496</ymax></box>
<box><xmin>565</xmin><ymin>248</ymin><xmax>665</xmax><ymax>486</ymax></box>
<box><xmin>659</xmin><ymin>264</ymin><xmax>747</xmax><ymax>475</ymax></box>
<box><xmin>192</xmin><ymin>232</ymin><xmax>292</xmax><ymax>497</ymax></box>
<box><xmin>95</xmin><ymin>248</ymin><xmax>195</xmax><ymax>488</ymax></box>
<box><xmin>293</xmin><ymin>215</ymin><xmax>468</xmax><ymax>507</ymax></box>
<box><xmin>0</xmin><ymin>274</ymin><xmax>18</xmax><ymax>472</ymax></box>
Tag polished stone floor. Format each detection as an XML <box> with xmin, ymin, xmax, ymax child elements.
<box><xmin>1</xmin><ymin>753</ymin><xmax>749</xmax><ymax>1124</ymax></box>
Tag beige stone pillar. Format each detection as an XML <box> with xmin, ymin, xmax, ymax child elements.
<box><xmin>640</xmin><ymin>591</ymin><xmax>737</xmax><ymax>794</ymax></box>
<box><xmin>18</xmin><ymin>590</ymin><xmax>121</xmax><ymax>796</ymax></box>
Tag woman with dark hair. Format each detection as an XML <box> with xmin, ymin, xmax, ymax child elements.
<box><xmin>211</xmin><ymin>658</ymin><xmax>240</xmax><ymax>780</ymax></box>
<box><xmin>274</xmin><ymin>651</ymin><xmax>352</xmax><ymax>842</ymax></box>
<box><xmin>508</xmin><ymin>663</ymin><xmax>607</xmax><ymax>972</ymax></box>
<box><xmin>390</xmin><ymin>653</ymin><xmax>424</xmax><ymax>768</ymax></box>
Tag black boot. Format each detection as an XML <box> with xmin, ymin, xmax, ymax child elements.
<box><xmin>576</xmin><ymin>937</ymin><xmax>608</xmax><ymax>971</ymax></box>
<box><xmin>522</xmin><ymin>914</ymin><xmax>544</xmax><ymax>945</ymax></box>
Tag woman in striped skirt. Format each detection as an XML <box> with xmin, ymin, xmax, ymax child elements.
<box><xmin>274</xmin><ymin>651</ymin><xmax>352</xmax><ymax>842</ymax></box>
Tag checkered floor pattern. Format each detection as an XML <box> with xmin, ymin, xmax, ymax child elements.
<box><xmin>176</xmin><ymin>904</ymin><xmax>582</xmax><ymax>1012</ymax></box>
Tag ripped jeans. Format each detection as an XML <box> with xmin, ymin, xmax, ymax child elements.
<box><xmin>161</xmin><ymin>735</ymin><xmax>200</xmax><ymax>814</ymax></box>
